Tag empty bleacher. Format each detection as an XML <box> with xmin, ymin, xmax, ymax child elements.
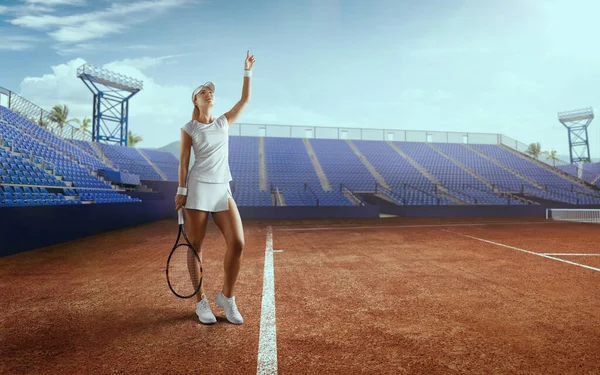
<box><xmin>140</xmin><ymin>148</ymin><xmax>179</xmax><ymax>181</ymax></box>
<box><xmin>558</xmin><ymin>162</ymin><xmax>600</xmax><ymax>186</ymax></box>
<box><xmin>309</xmin><ymin>138</ymin><xmax>375</xmax><ymax>191</ymax></box>
<box><xmin>1</xmin><ymin>106</ymin><xmax>143</xmax><ymax>207</ymax></box>
<box><xmin>471</xmin><ymin>144</ymin><xmax>599</xmax><ymax>204</ymax></box>
<box><xmin>98</xmin><ymin>143</ymin><xmax>162</xmax><ymax>181</ymax></box>
<box><xmin>3</xmin><ymin>101</ymin><xmax>599</xmax><ymax>209</ymax></box>
<box><xmin>264</xmin><ymin>137</ymin><xmax>351</xmax><ymax>206</ymax></box>
<box><xmin>229</xmin><ymin>136</ymin><xmax>271</xmax><ymax>206</ymax></box>
<box><xmin>353</xmin><ymin>140</ymin><xmax>450</xmax><ymax>205</ymax></box>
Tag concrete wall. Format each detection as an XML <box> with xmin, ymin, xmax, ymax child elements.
<box><xmin>0</xmin><ymin>191</ymin><xmax>171</xmax><ymax>256</ymax></box>
<box><xmin>2</xmin><ymin>178</ymin><xmax>596</xmax><ymax>257</ymax></box>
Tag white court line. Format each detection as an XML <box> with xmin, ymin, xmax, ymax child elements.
<box><xmin>274</xmin><ymin>220</ymin><xmax>554</xmax><ymax>232</ymax></box>
<box><xmin>542</xmin><ymin>253</ymin><xmax>600</xmax><ymax>256</ymax></box>
<box><xmin>443</xmin><ymin>230</ymin><xmax>600</xmax><ymax>273</ymax></box>
<box><xmin>257</xmin><ymin>226</ymin><xmax>278</xmax><ymax>375</ymax></box>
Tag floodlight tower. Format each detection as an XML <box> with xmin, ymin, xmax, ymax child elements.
<box><xmin>77</xmin><ymin>63</ymin><xmax>143</xmax><ymax>146</ymax></box>
<box><xmin>557</xmin><ymin>107</ymin><xmax>594</xmax><ymax>164</ymax></box>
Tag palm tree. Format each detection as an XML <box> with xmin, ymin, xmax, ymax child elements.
<box><xmin>542</xmin><ymin>149</ymin><xmax>559</xmax><ymax>167</ymax></box>
<box><xmin>128</xmin><ymin>130</ymin><xmax>143</xmax><ymax>147</ymax></box>
<box><xmin>526</xmin><ymin>142</ymin><xmax>542</xmax><ymax>159</ymax></box>
<box><xmin>73</xmin><ymin>117</ymin><xmax>92</xmax><ymax>140</ymax></box>
<box><xmin>47</xmin><ymin>104</ymin><xmax>77</xmax><ymax>137</ymax></box>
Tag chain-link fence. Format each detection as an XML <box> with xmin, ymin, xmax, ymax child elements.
<box><xmin>0</xmin><ymin>86</ymin><xmax>91</xmax><ymax>142</ymax></box>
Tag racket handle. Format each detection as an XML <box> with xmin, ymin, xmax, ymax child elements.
<box><xmin>178</xmin><ymin>208</ymin><xmax>184</xmax><ymax>225</ymax></box>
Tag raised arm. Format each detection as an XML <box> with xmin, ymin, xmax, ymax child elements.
<box><xmin>224</xmin><ymin>50</ymin><xmax>256</xmax><ymax>126</ymax></box>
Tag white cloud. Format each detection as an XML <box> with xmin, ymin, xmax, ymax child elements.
<box><xmin>0</xmin><ymin>0</ymin><xmax>82</xmax><ymax>17</ymax></box>
<box><xmin>24</xmin><ymin>0</ymin><xmax>86</xmax><ymax>5</ymax></box>
<box><xmin>18</xmin><ymin>55</ymin><xmax>224</xmax><ymax>148</ymax></box>
<box><xmin>49</xmin><ymin>21</ymin><xmax>125</xmax><ymax>43</ymax></box>
<box><xmin>110</xmin><ymin>54</ymin><xmax>193</xmax><ymax>70</ymax></box>
<box><xmin>53</xmin><ymin>42</ymin><xmax>156</xmax><ymax>56</ymax></box>
<box><xmin>9</xmin><ymin>0</ymin><xmax>197</xmax><ymax>44</ymax></box>
<box><xmin>0</xmin><ymin>35</ymin><xmax>39</xmax><ymax>51</ymax></box>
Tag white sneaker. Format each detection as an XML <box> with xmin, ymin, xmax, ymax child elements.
<box><xmin>196</xmin><ymin>297</ymin><xmax>217</xmax><ymax>324</ymax></box>
<box><xmin>215</xmin><ymin>291</ymin><xmax>243</xmax><ymax>325</ymax></box>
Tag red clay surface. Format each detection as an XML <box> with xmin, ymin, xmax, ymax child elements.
<box><xmin>444</xmin><ymin>221</ymin><xmax>600</xmax><ymax>254</ymax></box>
<box><xmin>2</xmin><ymin>216</ymin><xmax>599</xmax><ymax>374</ymax></box>
<box><xmin>554</xmin><ymin>256</ymin><xmax>600</xmax><ymax>270</ymax></box>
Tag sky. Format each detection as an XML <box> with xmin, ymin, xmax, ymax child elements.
<box><xmin>0</xmin><ymin>0</ymin><xmax>599</xmax><ymax>160</ymax></box>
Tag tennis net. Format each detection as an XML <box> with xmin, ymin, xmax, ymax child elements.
<box><xmin>546</xmin><ymin>208</ymin><xmax>600</xmax><ymax>223</ymax></box>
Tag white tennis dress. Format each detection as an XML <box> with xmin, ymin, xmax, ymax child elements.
<box><xmin>182</xmin><ymin>114</ymin><xmax>233</xmax><ymax>212</ymax></box>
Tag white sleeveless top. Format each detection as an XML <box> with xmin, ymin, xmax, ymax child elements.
<box><xmin>182</xmin><ymin>114</ymin><xmax>232</xmax><ymax>183</ymax></box>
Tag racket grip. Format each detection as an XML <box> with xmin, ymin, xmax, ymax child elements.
<box><xmin>178</xmin><ymin>208</ymin><xmax>184</xmax><ymax>225</ymax></box>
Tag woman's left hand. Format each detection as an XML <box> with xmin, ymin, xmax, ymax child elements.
<box><xmin>244</xmin><ymin>50</ymin><xmax>255</xmax><ymax>71</ymax></box>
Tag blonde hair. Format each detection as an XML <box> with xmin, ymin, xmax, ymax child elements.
<box><xmin>191</xmin><ymin>86</ymin><xmax>213</xmax><ymax>122</ymax></box>
<box><xmin>192</xmin><ymin>104</ymin><xmax>200</xmax><ymax>122</ymax></box>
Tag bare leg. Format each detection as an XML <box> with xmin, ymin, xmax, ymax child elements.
<box><xmin>212</xmin><ymin>198</ymin><xmax>245</xmax><ymax>298</ymax></box>
<box><xmin>184</xmin><ymin>208</ymin><xmax>210</xmax><ymax>302</ymax></box>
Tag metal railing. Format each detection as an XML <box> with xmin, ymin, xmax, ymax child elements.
<box><xmin>0</xmin><ymin>86</ymin><xmax>91</xmax><ymax>142</ymax></box>
<box><xmin>374</xmin><ymin>183</ymin><xmax>405</xmax><ymax>205</ymax></box>
<box><xmin>339</xmin><ymin>183</ymin><xmax>366</xmax><ymax>206</ymax></box>
<box><xmin>303</xmin><ymin>183</ymin><xmax>319</xmax><ymax>206</ymax></box>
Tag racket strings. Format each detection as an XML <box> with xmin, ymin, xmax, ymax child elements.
<box><xmin>168</xmin><ymin>244</ymin><xmax>203</xmax><ymax>297</ymax></box>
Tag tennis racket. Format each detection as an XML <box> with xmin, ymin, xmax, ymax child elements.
<box><xmin>166</xmin><ymin>208</ymin><xmax>203</xmax><ymax>298</ymax></box>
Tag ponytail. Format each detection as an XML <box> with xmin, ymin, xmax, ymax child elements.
<box><xmin>192</xmin><ymin>105</ymin><xmax>200</xmax><ymax>122</ymax></box>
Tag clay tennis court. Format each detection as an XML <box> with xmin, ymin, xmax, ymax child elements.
<box><xmin>2</xmin><ymin>216</ymin><xmax>599</xmax><ymax>374</ymax></box>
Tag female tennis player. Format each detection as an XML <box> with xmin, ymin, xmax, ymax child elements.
<box><xmin>175</xmin><ymin>50</ymin><xmax>255</xmax><ymax>325</ymax></box>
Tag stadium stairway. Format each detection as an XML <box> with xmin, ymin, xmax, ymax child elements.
<box><xmin>424</xmin><ymin>143</ymin><xmax>532</xmax><ymax>205</ymax></box>
<box><xmin>437</xmin><ymin>190</ymin><xmax>470</xmax><ymax>205</ymax></box>
<box><xmin>386</xmin><ymin>141</ymin><xmax>443</xmax><ymax>188</ymax></box>
<box><xmin>426</xmin><ymin>143</ymin><xmax>495</xmax><ymax>190</ymax></box>
<box><xmin>90</xmin><ymin>142</ymin><xmax>118</xmax><ymax>170</ymax></box>
<box><xmin>463</xmin><ymin>144</ymin><xmax>544</xmax><ymax>189</ymax></box>
<box><xmin>373</xmin><ymin>184</ymin><xmax>407</xmax><ymax>205</ymax></box>
<box><xmin>303</xmin><ymin>138</ymin><xmax>332</xmax><ymax>191</ymax></box>
<box><xmin>499</xmin><ymin>144</ymin><xmax>595</xmax><ymax>190</ymax></box>
<box><xmin>137</xmin><ymin>148</ymin><xmax>167</xmax><ymax>181</ymax></box>
<box><xmin>346</xmin><ymin>139</ymin><xmax>391</xmax><ymax>190</ymax></box>
<box><xmin>258</xmin><ymin>137</ymin><xmax>268</xmax><ymax>191</ymax></box>
<box><xmin>57</xmin><ymin>137</ymin><xmax>107</xmax><ymax>169</ymax></box>
<box><xmin>272</xmin><ymin>187</ymin><xmax>286</xmax><ymax>206</ymax></box>
<box><xmin>341</xmin><ymin>185</ymin><xmax>367</xmax><ymax>205</ymax></box>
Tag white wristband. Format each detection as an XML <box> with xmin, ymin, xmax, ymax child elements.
<box><xmin>244</xmin><ymin>69</ymin><xmax>252</xmax><ymax>77</ymax></box>
<box><xmin>177</xmin><ymin>187</ymin><xmax>188</xmax><ymax>196</ymax></box>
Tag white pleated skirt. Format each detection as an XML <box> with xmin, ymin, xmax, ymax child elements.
<box><xmin>185</xmin><ymin>180</ymin><xmax>233</xmax><ymax>212</ymax></box>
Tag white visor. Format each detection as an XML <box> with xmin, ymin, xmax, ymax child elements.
<box><xmin>192</xmin><ymin>82</ymin><xmax>215</xmax><ymax>101</ymax></box>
